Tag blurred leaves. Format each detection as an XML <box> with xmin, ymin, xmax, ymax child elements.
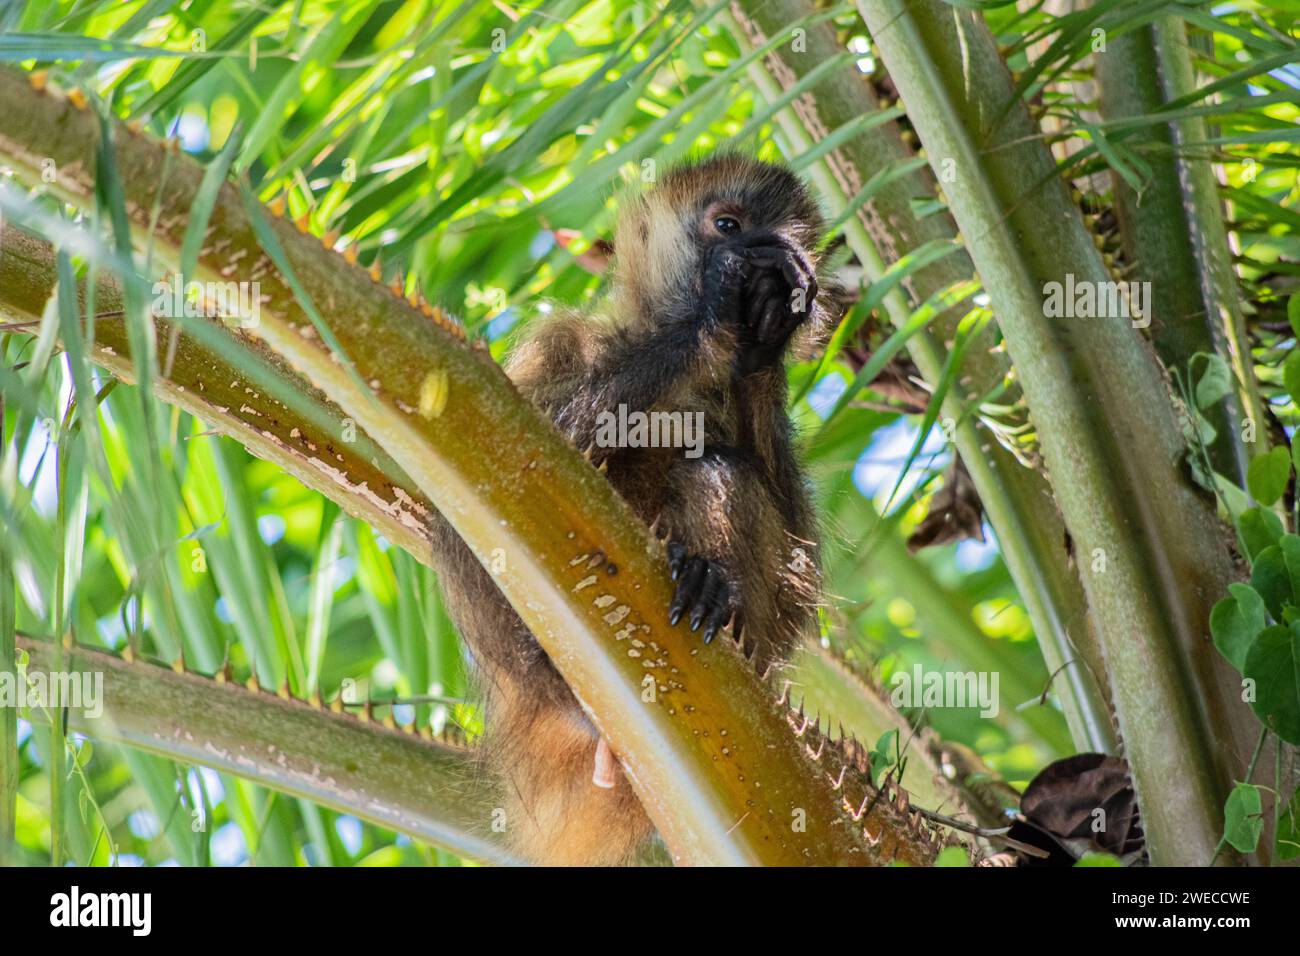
<box><xmin>1</xmin><ymin>0</ymin><xmax>1297</xmax><ymax>864</ymax></box>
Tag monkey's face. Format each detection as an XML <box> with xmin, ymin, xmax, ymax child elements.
<box><xmin>612</xmin><ymin>154</ymin><xmax>828</xmax><ymax>340</ymax></box>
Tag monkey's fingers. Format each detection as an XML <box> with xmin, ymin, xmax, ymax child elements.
<box><xmin>786</xmin><ymin>265</ymin><xmax>820</xmax><ymax>313</ymax></box>
<box><xmin>690</xmin><ymin>566</ymin><xmax>726</xmax><ymax>632</ymax></box>
<box><xmin>701</xmin><ymin>598</ymin><xmax>732</xmax><ymax>645</ymax></box>
<box><xmin>774</xmin><ymin>249</ymin><xmax>818</xmax><ymax>315</ymax></box>
<box><xmin>741</xmin><ymin>244</ymin><xmax>817</xmax><ymax>319</ymax></box>
<box><xmin>743</xmin><ymin>274</ymin><xmax>782</xmax><ymax>328</ymax></box>
<box><xmin>667</xmin><ymin>540</ymin><xmax>688</xmax><ymax>580</ymax></box>
<box><xmin>668</xmin><ymin>556</ymin><xmax>708</xmax><ymax>627</ymax></box>
<box><xmin>701</xmin><ymin>244</ymin><xmax>756</xmax><ymax>328</ymax></box>
<box><xmin>756</xmin><ymin>295</ymin><xmax>787</xmax><ymax>345</ymax></box>
<box><xmin>665</xmin><ymin>548</ymin><xmax>735</xmax><ymax>641</ymax></box>
<box><xmin>739</xmin><ymin>246</ymin><xmax>794</xmax><ymax>274</ymax></box>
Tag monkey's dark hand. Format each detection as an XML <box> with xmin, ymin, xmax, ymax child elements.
<box><xmin>698</xmin><ymin>231</ymin><xmax>817</xmax><ymax>373</ymax></box>
<box><xmin>736</xmin><ymin>236</ymin><xmax>818</xmax><ymax>375</ymax></box>
<box><xmin>698</xmin><ymin>237</ymin><xmax>757</xmax><ymax>332</ymax></box>
<box><xmin>666</xmin><ymin>541</ymin><xmax>735</xmax><ymax>644</ymax></box>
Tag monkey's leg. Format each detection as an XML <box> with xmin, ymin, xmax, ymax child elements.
<box><xmin>490</xmin><ymin>674</ymin><xmax>651</xmax><ymax>865</ymax></box>
<box><xmin>430</xmin><ymin>516</ymin><xmax>650</xmax><ymax>862</ymax></box>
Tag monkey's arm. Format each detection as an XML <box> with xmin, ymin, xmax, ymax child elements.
<box><xmin>512</xmin><ymin>229</ymin><xmax>820</xmax><ymax>443</ymax></box>
<box><xmin>660</xmin><ymin>449</ymin><xmax>819</xmax><ymax>656</ymax></box>
<box><xmin>510</xmin><ymin>311</ymin><xmax>734</xmax><ymax>453</ymax></box>
<box><xmin>562</xmin><ymin>236</ymin><xmax>819</xmax><ymax>437</ymax></box>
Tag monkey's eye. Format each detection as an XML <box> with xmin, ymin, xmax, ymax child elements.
<box><xmin>713</xmin><ymin>216</ymin><xmax>741</xmax><ymax>236</ymax></box>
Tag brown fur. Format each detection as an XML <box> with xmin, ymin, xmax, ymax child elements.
<box><xmin>429</xmin><ymin>155</ymin><xmax>834</xmax><ymax>864</ymax></box>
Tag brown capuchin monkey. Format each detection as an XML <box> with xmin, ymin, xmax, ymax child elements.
<box><xmin>431</xmin><ymin>154</ymin><xmax>836</xmax><ymax>865</ymax></box>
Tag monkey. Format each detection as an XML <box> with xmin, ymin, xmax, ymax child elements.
<box><xmin>430</xmin><ymin>154</ymin><xmax>837</xmax><ymax>865</ymax></box>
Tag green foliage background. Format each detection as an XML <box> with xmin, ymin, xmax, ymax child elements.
<box><xmin>1</xmin><ymin>0</ymin><xmax>1297</xmax><ymax>865</ymax></box>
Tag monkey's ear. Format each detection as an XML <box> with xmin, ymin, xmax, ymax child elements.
<box><xmin>552</xmin><ymin>229</ymin><xmax>615</xmax><ymax>275</ymax></box>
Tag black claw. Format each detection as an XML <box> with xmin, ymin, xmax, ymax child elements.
<box><xmin>695</xmin><ymin>569</ymin><xmax>723</xmax><ymax>631</ymax></box>
<box><xmin>689</xmin><ymin>595</ymin><xmax>705</xmax><ymax>630</ymax></box>
<box><xmin>664</xmin><ymin>546</ymin><xmax>736</xmax><ymax>643</ymax></box>
<box><xmin>669</xmin><ymin>556</ymin><xmax>706</xmax><ymax>627</ymax></box>
<box><xmin>668</xmin><ymin>593</ymin><xmax>686</xmax><ymax>626</ymax></box>
<box><xmin>702</xmin><ymin>601</ymin><xmax>731</xmax><ymax>644</ymax></box>
<box><xmin>667</xmin><ymin>541</ymin><xmax>686</xmax><ymax>580</ymax></box>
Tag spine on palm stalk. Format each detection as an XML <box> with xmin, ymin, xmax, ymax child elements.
<box><xmin>432</xmin><ymin>155</ymin><xmax>838</xmax><ymax>864</ymax></box>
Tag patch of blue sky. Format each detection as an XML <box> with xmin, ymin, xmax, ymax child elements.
<box><xmin>954</xmin><ymin>524</ymin><xmax>1000</xmax><ymax>572</ymax></box>
<box><xmin>805</xmin><ymin>372</ymin><xmax>846</xmax><ymax>421</ymax></box>
<box><xmin>171</xmin><ymin>109</ymin><xmax>209</xmax><ymax>154</ymax></box>
<box><xmin>210</xmin><ymin>822</ymin><xmax>248</xmax><ymax>867</ymax></box>
<box><xmin>128</xmin><ymin>809</ymin><xmax>162</xmax><ymax>840</ymax></box>
<box><xmin>852</xmin><ymin>417</ymin><xmax>951</xmax><ymax>505</ymax></box>
<box><xmin>18</xmin><ymin>422</ymin><xmax>58</xmax><ymax>518</ymax></box>
<box><xmin>257</xmin><ymin>513</ymin><xmax>285</xmax><ymax>545</ymax></box>
<box><xmin>485</xmin><ymin>306</ymin><xmax>520</xmax><ymax>341</ymax></box>
<box><xmin>530</xmin><ymin>230</ymin><xmax>556</xmax><ymax>259</ymax></box>
<box><xmin>335</xmin><ymin>816</ymin><xmax>364</xmax><ymax>855</ymax></box>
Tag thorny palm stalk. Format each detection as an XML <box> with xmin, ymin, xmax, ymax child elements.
<box><xmin>1</xmin><ymin>222</ymin><xmax>994</xmax><ymax>861</ymax></box>
<box><xmin>1091</xmin><ymin>14</ymin><xmax>1296</xmax><ymax>858</ymax></box>
<box><xmin>857</xmin><ymin>0</ymin><xmax>1266</xmax><ymax>864</ymax></box>
<box><xmin>16</xmin><ymin>634</ymin><xmax>521</xmax><ymax>865</ymax></box>
<box><xmin>1093</xmin><ymin>13</ymin><xmax>1268</xmax><ymax>487</ymax></box>
<box><xmin>725</xmin><ymin>0</ymin><xmax>1116</xmax><ymax>755</ymax></box>
<box><xmin>0</xmin><ymin>66</ymin><xmax>951</xmax><ymax>866</ymax></box>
